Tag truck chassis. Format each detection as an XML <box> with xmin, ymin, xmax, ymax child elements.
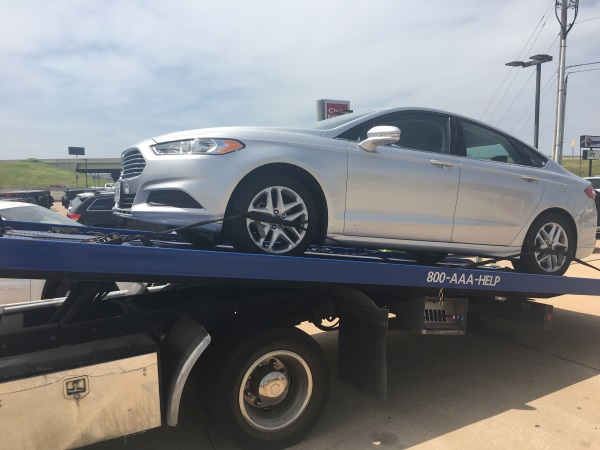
<box><xmin>0</xmin><ymin>220</ymin><xmax>598</xmax><ymax>449</ymax></box>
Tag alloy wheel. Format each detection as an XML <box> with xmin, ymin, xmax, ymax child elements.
<box><xmin>533</xmin><ymin>221</ymin><xmax>569</xmax><ymax>272</ymax></box>
<box><xmin>245</xmin><ymin>185</ymin><xmax>308</xmax><ymax>254</ymax></box>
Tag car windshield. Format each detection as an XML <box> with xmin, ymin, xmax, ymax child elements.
<box><xmin>0</xmin><ymin>204</ymin><xmax>81</xmax><ymax>226</ymax></box>
<box><xmin>303</xmin><ymin>111</ymin><xmax>372</xmax><ymax>131</ymax></box>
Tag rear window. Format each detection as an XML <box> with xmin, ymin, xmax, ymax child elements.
<box><xmin>70</xmin><ymin>197</ymin><xmax>84</xmax><ymax>210</ymax></box>
<box><xmin>88</xmin><ymin>197</ymin><xmax>115</xmax><ymax>211</ymax></box>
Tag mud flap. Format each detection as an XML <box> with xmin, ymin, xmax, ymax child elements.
<box><xmin>331</xmin><ymin>287</ymin><xmax>389</xmax><ymax>401</ymax></box>
<box><xmin>160</xmin><ymin>315</ymin><xmax>211</xmax><ymax>426</ymax></box>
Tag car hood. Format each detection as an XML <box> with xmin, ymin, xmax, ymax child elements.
<box><xmin>152</xmin><ymin>126</ymin><xmax>324</xmax><ymax>144</ymax></box>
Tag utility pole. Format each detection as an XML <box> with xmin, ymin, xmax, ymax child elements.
<box><xmin>551</xmin><ymin>0</ymin><xmax>579</xmax><ymax>163</ymax></box>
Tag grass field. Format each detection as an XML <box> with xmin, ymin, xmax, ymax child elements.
<box><xmin>561</xmin><ymin>157</ymin><xmax>599</xmax><ymax>178</ymax></box>
<box><xmin>0</xmin><ymin>160</ymin><xmax>112</xmax><ymax>191</ymax></box>
<box><xmin>0</xmin><ymin>158</ymin><xmax>598</xmax><ymax>191</ymax></box>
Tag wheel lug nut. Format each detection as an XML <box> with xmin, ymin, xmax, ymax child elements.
<box><xmin>272</xmin><ymin>225</ymin><xmax>276</xmax><ymax>229</ymax></box>
<box><xmin>245</xmin><ymin>390</ymin><xmax>252</xmax><ymax>396</ymax></box>
<box><xmin>274</xmin><ymin>210</ymin><xmax>279</xmax><ymax>215</ymax></box>
<box><xmin>254</xmin><ymin>399</ymin><xmax>262</xmax><ymax>406</ymax></box>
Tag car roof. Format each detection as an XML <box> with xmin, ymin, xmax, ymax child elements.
<box><xmin>76</xmin><ymin>191</ymin><xmax>115</xmax><ymax>199</ymax></box>
<box><xmin>0</xmin><ymin>200</ymin><xmax>35</xmax><ymax>209</ymax></box>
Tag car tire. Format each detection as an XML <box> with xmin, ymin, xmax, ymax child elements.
<box><xmin>228</xmin><ymin>175</ymin><xmax>318</xmax><ymax>256</ymax></box>
<box><xmin>203</xmin><ymin>327</ymin><xmax>330</xmax><ymax>450</ymax></box>
<box><xmin>513</xmin><ymin>213</ymin><xmax>575</xmax><ymax>276</ymax></box>
<box><xmin>407</xmin><ymin>251</ymin><xmax>448</xmax><ymax>265</ymax></box>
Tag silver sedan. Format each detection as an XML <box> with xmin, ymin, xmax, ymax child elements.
<box><xmin>114</xmin><ymin>107</ymin><xmax>597</xmax><ymax>275</ymax></box>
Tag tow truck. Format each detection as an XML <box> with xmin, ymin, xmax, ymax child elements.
<box><xmin>0</xmin><ymin>218</ymin><xmax>598</xmax><ymax>449</ymax></box>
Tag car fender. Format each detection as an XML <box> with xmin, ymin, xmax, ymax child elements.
<box><xmin>509</xmin><ymin>185</ymin><xmax>596</xmax><ymax>252</ymax></box>
<box><xmin>224</xmin><ymin>139</ymin><xmax>349</xmax><ymax>234</ymax></box>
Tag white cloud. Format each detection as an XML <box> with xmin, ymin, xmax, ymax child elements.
<box><xmin>0</xmin><ymin>0</ymin><xmax>598</xmax><ymax>161</ymax></box>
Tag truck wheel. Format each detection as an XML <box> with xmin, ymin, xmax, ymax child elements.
<box><xmin>228</xmin><ymin>175</ymin><xmax>318</xmax><ymax>256</ymax></box>
<box><xmin>513</xmin><ymin>213</ymin><xmax>575</xmax><ymax>276</ymax></box>
<box><xmin>207</xmin><ymin>327</ymin><xmax>329</xmax><ymax>449</ymax></box>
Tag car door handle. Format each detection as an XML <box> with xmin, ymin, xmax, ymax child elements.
<box><xmin>521</xmin><ymin>175</ymin><xmax>540</xmax><ymax>183</ymax></box>
<box><xmin>429</xmin><ymin>160</ymin><xmax>454</xmax><ymax>169</ymax></box>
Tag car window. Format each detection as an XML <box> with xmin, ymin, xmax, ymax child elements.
<box><xmin>70</xmin><ymin>197</ymin><xmax>83</xmax><ymax>210</ymax></box>
<box><xmin>460</xmin><ymin>121</ymin><xmax>522</xmax><ymax>165</ymax></box>
<box><xmin>0</xmin><ymin>205</ymin><xmax>81</xmax><ymax>225</ymax></box>
<box><xmin>88</xmin><ymin>197</ymin><xmax>115</xmax><ymax>211</ymax></box>
<box><xmin>510</xmin><ymin>138</ymin><xmax>548</xmax><ymax>168</ymax></box>
<box><xmin>338</xmin><ymin>113</ymin><xmax>449</xmax><ymax>154</ymax></box>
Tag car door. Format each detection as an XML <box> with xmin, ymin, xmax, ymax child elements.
<box><xmin>451</xmin><ymin>119</ymin><xmax>546</xmax><ymax>246</ymax></box>
<box><xmin>344</xmin><ymin>111</ymin><xmax>460</xmax><ymax>241</ymax></box>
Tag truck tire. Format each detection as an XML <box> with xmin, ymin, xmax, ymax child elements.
<box><xmin>39</xmin><ymin>194</ymin><xmax>53</xmax><ymax>208</ymax></box>
<box><xmin>205</xmin><ymin>327</ymin><xmax>329</xmax><ymax>449</ymax></box>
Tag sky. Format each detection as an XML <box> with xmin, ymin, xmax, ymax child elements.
<box><xmin>0</xmin><ymin>0</ymin><xmax>599</xmax><ymax>162</ymax></box>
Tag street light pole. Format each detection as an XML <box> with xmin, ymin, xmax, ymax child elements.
<box><xmin>505</xmin><ymin>54</ymin><xmax>553</xmax><ymax>149</ymax></box>
<box><xmin>534</xmin><ymin>61</ymin><xmax>542</xmax><ymax>149</ymax></box>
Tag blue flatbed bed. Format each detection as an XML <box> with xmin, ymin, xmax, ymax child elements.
<box><xmin>1</xmin><ymin>220</ymin><xmax>598</xmax><ymax>299</ymax></box>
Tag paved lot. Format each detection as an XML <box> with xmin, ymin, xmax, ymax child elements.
<box><xmin>47</xmin><ymin>202</ymin><xmax>600</xmax><ymax>450</ymax></box>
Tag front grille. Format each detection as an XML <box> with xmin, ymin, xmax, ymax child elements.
<box><xmin>121</xmin><ymin>148</ymin><xmax>146</xmax><ymax>179</ymax></box>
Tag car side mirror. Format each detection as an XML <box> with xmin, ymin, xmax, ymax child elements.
<box><xmin>359</xmin><ymin>126</ymin><xmax>401</xmax><ymax>151</ymax></box>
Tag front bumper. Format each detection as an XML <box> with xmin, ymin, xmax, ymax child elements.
<box><xmin>114</xmin><ymin>145</ymin><xmax>246</xmax><ymax>231</ymax></box>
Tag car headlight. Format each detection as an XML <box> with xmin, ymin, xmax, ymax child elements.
<box><xmin>151</xmin><ymin>138</ymin><xmax>244</xmax><ymax>155</ymax></box>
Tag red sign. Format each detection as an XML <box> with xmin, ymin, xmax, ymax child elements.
<box><xmin>316</xmin><ymin>99</ymin><xmax>351</xmax><ymax>121</ymax></box>
<box><xmin>326</xmin><ymin>102</ymin><xmax>350</xmax><ymax>118</ymax></box>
